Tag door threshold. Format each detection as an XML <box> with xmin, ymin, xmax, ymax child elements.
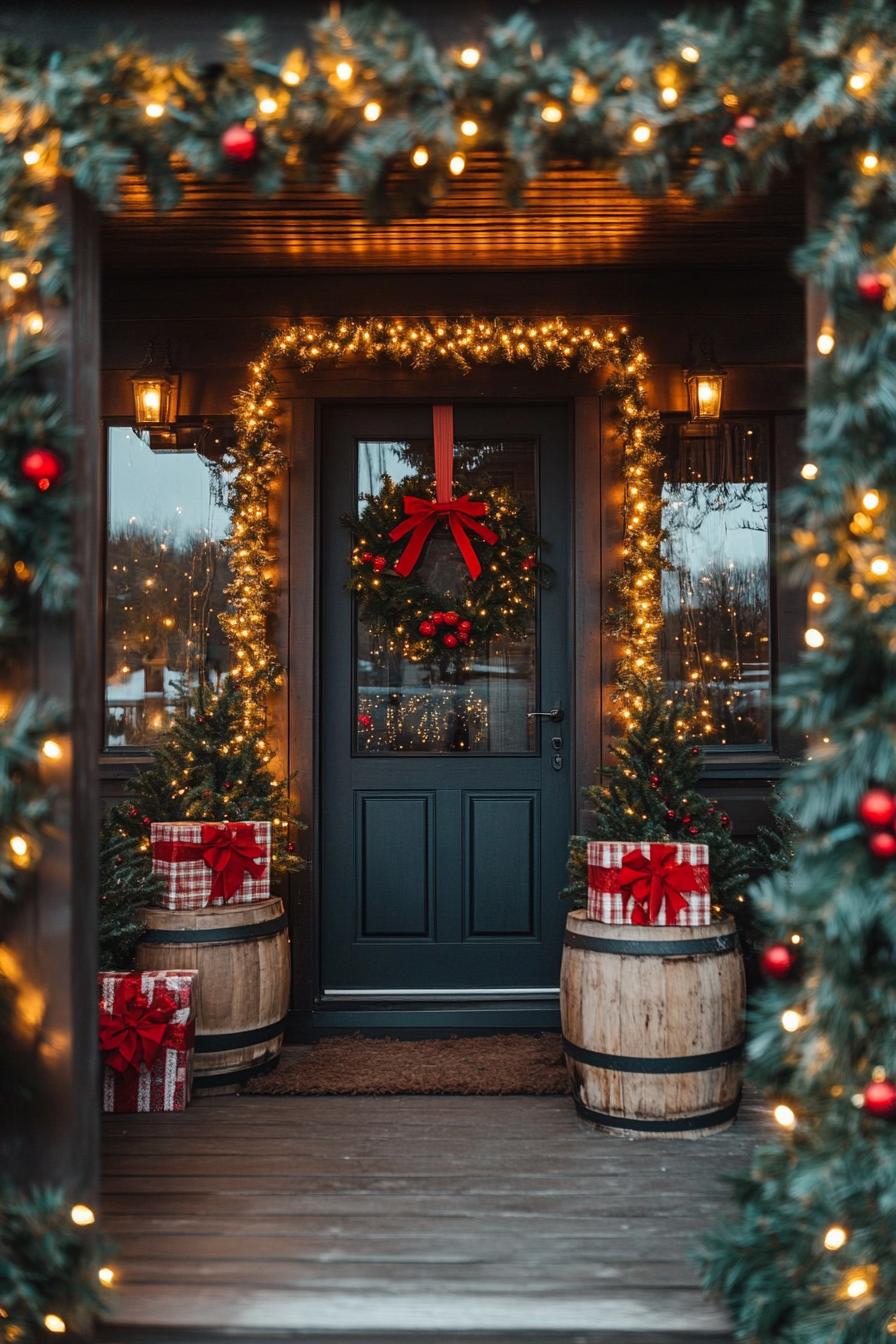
<box><xmin>312</xmin><ymin>995</ymin><xmax>561</xmax><ymax>1035</ymax></box>
<box><xmin>321</xmin><ymin>987</ymin><xmax>559</xmax><ymax>1000</ymax></box>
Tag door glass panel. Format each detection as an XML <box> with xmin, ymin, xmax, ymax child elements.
<box><xmin>660</xmin><ymin>419</ymin><xmax>771</xmax><ymax>747</ymax></box>
<box><xmin>355</xmin><ymin>437</ymin><xmax>537</xmax><ymax>754</ymax></box>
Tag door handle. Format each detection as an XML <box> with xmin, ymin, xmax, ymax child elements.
<box><xmin>527</xmin><ymin>700</ymin><xmax>564</xmax><ymax>723</ymax></box>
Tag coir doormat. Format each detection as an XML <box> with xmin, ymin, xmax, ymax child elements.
<box><xmin>242</xmin><ymin>1033</ymin><xmax>570</xmax><ymax>1096</ymax></box>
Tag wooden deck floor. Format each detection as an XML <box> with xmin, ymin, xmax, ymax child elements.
<box><xmin>99</xmin><ymin>1092</ymin><xmax>765</xmax><ymax>1343</ymax></box>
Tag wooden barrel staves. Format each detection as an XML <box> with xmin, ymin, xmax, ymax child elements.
<box><xmin>560</xmin><ymin>909</ymin><xmax>745</xmax><ymax>1138</ymax></box>
<box><xmin>136</xmin><ymin>897</ymin><xmax>290</xmax><ymax>1093</ymax></box>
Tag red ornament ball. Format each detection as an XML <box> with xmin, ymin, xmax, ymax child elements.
<box><xmin>666</xmin><ymin>809</ymin><xmax>677</xmax><ymax>821</ymax></box>
<box><xmin>442</xmin><ymin>632</ymin><xmax>459</xmax><ymax>649</ymax></box>
<box><xmin>721</xmin><ymin>130</ymin><xmax>738</xmax><ymax>147</ymax></box>
<box><xmin>680</xmin><ymin>814</ymin><xmax>691</xmax><ymax>826</ymax></box>
<box><xmin>418</xmin><ymin>620</ymin><xmax>436</xmax><ymax>637</ymax></box>
<box><xmin>21</xmin><ymin>448</ymin><xmax>62</xmax><ymax>491</ymax></box>
<box><xmin>688</xmin><ymin>825</ymin><xmax>699</xmax><ymax>835</ymax></box>
<box><xmin>863</xmin><ymin>1079</ymin><xmax>896</xmax><ymax>1118</ymax></box>
<box><xmin>221</xmin><ymin>123</ymin><xmax>258</xmax><ymax>163</ymax></box>
<box><xmin>649</xmin><ymin>773</ymin><xmax>660</xmax><ymax>788</ymax></box>
<box><xmin>432</xmin><ymin>611</ymin><xmax>445</xmax><ymax>625</ymax></box>
<box><xmin>443</xmin><ymin>611</ymin><xmax>459</xmax><ymax>626</ymax></box>
<box><xmin>287</xmin><ymin>842</ymin><xmax>296</xmax><ymax>853</ymax></box>
<box><xmin>760</xmin><ymin>943</ymin><xmax>797</xmax><ymax>979</ymax></box>
<box><xmin>361</xmin><ymin>551</ymin><xmax>373</xmax><ymax>565</ymax></box>
<box><xmin>690</xmin><ymin>746</ymin><xmax>700</xmax><ymax>756</ymax></box>
<box><xmin>357</xmin><ymin>713</ymin><xmax>373</xmax><ymax>730</ymax></box>
<box><xmin>869</xmin><ymin>829</ymin><xmax>896</xmax><ymax>860</ymax></box>
<box><xmin>720</xmin><ymin>813</ymin><xmax>731</xmax><ymax>828</ymax></box>
<box><xmin>521</xmin><ymin>554</ymin><xmax>535</xmax><ymax>572</ymax></box>
<box><xmin>458</xmin><ymin>619</ymin><xmax>472</xmax><ymax>634</ymax></box>
<box><xmin>458</xmin><ymin>631</ymin><xmax>470</xmax><ymax>644</ymax></box>
<box><xmin>858</xmin><ymin>786</ymin><xmax>896</xmax><ymax>830</ymax></box>
<box><xmin>735</xmin><ymin>113</ymin><xmax>757</xmax><ymax>130</ymax></box>
<box><xmin>856</xmin><ymin>271</ymin><xmax>888</xmax><ymax>304</ymax></box>
<box><xmin>372</xmin><ymin>555</ymin><xmax>387</xmax><ymax>573</ymax></box>
<box><xmin>142</xmin><ymin>816</ymin><xmax>152</xmax><ymax>827</ymax></box>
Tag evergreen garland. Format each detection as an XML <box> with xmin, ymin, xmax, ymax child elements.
<box><xmin>97</xmin><ymin>810</ymin><xmax>163</xmax><ymax>971</ymax></box>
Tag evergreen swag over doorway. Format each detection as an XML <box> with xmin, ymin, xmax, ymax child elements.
<box><xmin>2</xmin><ymin>2</ymin><xmax>896</xmax><ymax>1340</ymax></box>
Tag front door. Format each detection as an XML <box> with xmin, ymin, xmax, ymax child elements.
<box><xmin>319</xmin><ymin>402</ymin><xmax>571</xmax><ymax>1012</ymax></box>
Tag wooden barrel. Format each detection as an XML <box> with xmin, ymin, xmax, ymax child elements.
<box><xmin>136</xmin><ymin>897</ymin><xmax>290</xmax><ymax>1093</ymax></box>
<box><xmin>560</xmin><ymin>909</ymin><xmax>745</xmax><ymax>1138</ymax></box>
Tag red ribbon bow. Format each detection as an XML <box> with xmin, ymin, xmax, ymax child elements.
<box><xmin>616</xmin><ymin>844</ymin><xmax>698</xmax><ymax>926</ymax></box>
<box><xmin>199</xmin><ymin>823</ymin><xmax>266</xmax><ymax>903</ymax></box>
<box><xmin>98</xmin><ymin>978</ymin><xmax>177</xmax><ymax>1075</ymax></box>
<box><xmin>389</xmin><ymin>404</ymin><xmax>498</xmax><ymax>580</ymax></box>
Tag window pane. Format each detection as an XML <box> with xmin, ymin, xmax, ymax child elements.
<box><xmin>660</xmin><ymin>420</ymin><xmax>771</xmax><ymax>747</ymax></box>
<box><xmin>355</xmin><ymin>438</ymin><xmax>537</xmax><ymax>754</ymax></box>
<box><xmin>104</xmin><ymin>427</ymin><xmax>232</xmax><ymax>748</ymax></box>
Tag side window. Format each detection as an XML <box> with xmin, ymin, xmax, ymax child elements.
<box><xmin>103</xmin><ymin>425</ymin><xmax>232</xmax><ymax>750</ymax></box>
<box><xmin>660</xmin><ymin>418</ymin><xmax>771</xmax><ymax>749</ymax></box>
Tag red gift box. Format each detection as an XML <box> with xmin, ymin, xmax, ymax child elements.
<box><xmin>150</xmin><ymin>820</ymin><xmax>270</xmax><ymax>910</ymax></box>
<box><xmin>586</xmin><ymin>841</ymin><xmax>711</xmax><ymax>926</ymax></box>
<box><xmin>98</xmin><ymin>970</ymin><xmax>198</xmax><ymax>1113</ymax></box>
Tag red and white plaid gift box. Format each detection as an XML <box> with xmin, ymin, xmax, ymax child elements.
<box><xmin>98</xmin><ymin>970</ymin><xmax>198</xmax><ymax>1113</ymax></box>
<box><xmin>150</xmin><ymin>820</ymin><xmax>271</xmax><ymax>910</ymax></box>
<box><xmin>586</xmin><ymin>840</ymin><xmax>711</xmax><ymax>926</ymax></box>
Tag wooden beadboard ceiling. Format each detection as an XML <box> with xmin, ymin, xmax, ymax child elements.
<box><xmin>101</xmin><ymin>155</ymin><xmax>804</xmax><ymax>272</ymax></box>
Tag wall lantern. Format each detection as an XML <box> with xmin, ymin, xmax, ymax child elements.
<box><xmin>683</xmin><ymin>338</ymin><xmax>727</xmax><ymax>423</ymax></box>
<box><xmin>130</xmin><ymin>341</ymin><xmax>180</xmax><ymax>432</ymax></box>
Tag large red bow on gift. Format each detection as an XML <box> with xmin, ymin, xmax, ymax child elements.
<box><xmin>200</xmin><ymin>823</ymin><xmax>266</xmax><ymax>903</ymax></box>
<box><xmin>388</xmin><ymin>404</ymin><xmax>498</xmax><ymax>580</ymax></box>
<box><xmin>617</xmin><ymin>844</ymin><xmax>698</xmax><ymax>925</ymax></box>
<box><xmin>98</xmin><ymin>979</ymin><xmax>177</xmax><ymax>1075</ymax></box>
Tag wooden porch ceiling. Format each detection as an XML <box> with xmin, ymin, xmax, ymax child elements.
<box><xmin>101</xmin><ymin>156</ymin><xmax>804</xmax><ymax>272</ymax></box>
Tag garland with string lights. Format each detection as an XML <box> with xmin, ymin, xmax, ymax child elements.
<box><xmin>228</xmin><ymin>316</ymin><xmax>661</xmax><ymax>735</ymax></box>
<box><xmin>0</xmin><ymin>0</ymin><xmax>895</xmax><ymax>1338</ymax></box>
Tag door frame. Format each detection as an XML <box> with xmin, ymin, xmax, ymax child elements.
<box><xmin>281</xmin><ymin>369</ymin><xmax>614</xmax><ymax>1037</ymax></box>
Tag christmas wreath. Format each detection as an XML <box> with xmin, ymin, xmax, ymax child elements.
<box><xmin>345</xmin><ymin>407</ymin><xmax>549</xmax><ymax>666</ymax></box>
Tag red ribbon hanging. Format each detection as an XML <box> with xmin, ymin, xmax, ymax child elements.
<box><xmin>389</xmin><ymin>404</ymin><xmax>498</xmax><ymax>580</ymax></box>
<box><xmin>152</xmin><ymin>822</ymin><xmax>267</xmax><ymax>903</ymax></box>
<box><xmin>614</xmin><ymin>844</ymin><xmax>699</xmax><ymax>925</ymax></box>
<box><xmin>98</xmin><ymin>978</ymin><xmax>181</xmax><ymax>1075</ymax></box>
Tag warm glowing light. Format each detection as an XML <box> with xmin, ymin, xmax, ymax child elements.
<box><xmin>680</xmin><ymin>44</ymin><xmax>701</xmax><ymax>63</ymax></box>
<box><xmin>844</xmin><ymin>1273</ymin><xmax>870</xmax><ymax>1300</ymax></box>
<box><xmin>862</xmin><ymin>489</ymin><xmax>881</xmax><ymax>510</ymax></box>
<box><xmin>459</xmin><ymin>46</ymin><xmax>481</xmax><ymax>68</ymax></box>
<box><xmin>41</xmin><ymin>738</ymin><xmax>63</xmax><ymax>761</ymax></box>
<box><xmin>660</xmin><ymin>85</ymin><xmax>679</xmax><ymax>106</ymax></box>
<box><xmin>449</xmin><ymin>152</ymin><xmax>466</xmax><ymax>175</ymax></box>
<box><xmin>280</xmin><ymin>52</ymin><xmax>304</xmax><ymax>86</ymax></box>
<box><xmin>869</xmin><ymin>555</ymin><xmax>890</xmax><ymax>577</ymax></box>
<box><xmin>411</xmin><ymin>145</ymin><xmax>429</xmax><ymax>167</ymax></box>
<box><xmin>848</xmin><ymin>70</ymin><xmax>871</xmax><ymax>94</ymax></box>
<box><xmin>98</xmin><ymin>1266</ymin><xmax>116</xmax><ymax>1287</ymax></box>
<box><xmin>8</xmin><ymin>271</ymin><xmax>28</xmax><ymax>291</ymax></box>
<box><xmin>773</xmin><ymin>1103</ymin><xmax>796</xmax><ymax>1129</ymax></box>
<box><xmin>257</xmin><ymin>95</ymin><xmax>278</xmax><ymax>116</ymax></box>
<box><xmin>790</xmin><ymin>933</ymin><xmax>801</xmax><ymax>944</ymax></box>
<box><xmin>334</xmin><ymin>61</ymin><xmax>354</xmax><ymax>83</ymax></box>
<box><xmin>859</xmin><ymin>150</ymin><xmax>880</xmax><ymax>175</ymax></box>
<box><xmin>804</xmin><ymin>627</ymin><xmax>825</xmax><ymax>649</ymax></box>
<box><xmin>631</xmin><ymin>122</ymin><xmax>652</xmax><ymax>144</ymax></box>
<box><xmin>824</xmin><ymin>1225</ymin><xmax>848</xmax><ymax>1251</ymax></box>
<box><xmin>541</xmin><ymin>102</ymin><xmax>564</xmax><ymax>123</ymax></box>
<box><xmin>44</xmin><ymin>1315</ymin><xmax>66</xmax><ymax>1334</ymax></box>
<box><xmin>142</xmin><ymin>387</ymin><xmax>161</xmax><ymax>414</ymax></box>
<box><xmin>70</xmin><ymin>1204</ymin><xmax>95</xmax><ymax>1227</ymax></box>
<box><xmin>816</xmin><ymin>323</ymin><xmax>835</xmax><ymax>356</ymax></box>
<box><xmin>800</xmin><ymin>462</ymin><xmax>818</xmax><ymax>480</ymax></box>
<box><xmin>460</xmin><ymin>118</ymin><xmax>478</xmax><ymax>137</ymax></box>
<box><xmin>144</xmin><ymin>101</ymin><xmax>165</xmax><ymax>119</ymax></box>
<box><xmin>780</xmin><ymin>1009</ymin><xmax>802</xmax><ymax>1033</ymax></box>
<box><xmin>362</xmin><ymin>101</ymin><xmax>381</xmax><ymax>123</ymax></box>
<box><xmin>24</xmin><ymin>310</ymin><xmax>44</xmax><ymax>335</ymax></box>
<box><xmin>9</xmin><ymin>834</ymin><xmax>29</xmax><ymax>858</ymax></box>
<box><xmin>809</xmin><ymin>586</ymin><xmax>827</xmax><ymax>606</ymax></box>
<box><xmin>22</xmin><ymin>147</ymin><xmax>42</xmax><ymax>166</ymax></box>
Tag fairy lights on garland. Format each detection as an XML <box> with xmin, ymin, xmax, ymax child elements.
<box><xmin>228</xmin><ymin>316</ymin><xmax>663</xmax><ymax>735</ymax></box>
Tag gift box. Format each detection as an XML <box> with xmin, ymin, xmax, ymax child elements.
<box><xmin>98</xmin><ymin>970</ymin><xmax>198</xmax><ymax>1113</ymax></box>
<box><xmin>150</xmin><ymin>820</ymin><xmax>270</xmax><ymax>910</ymax></box>
<box><xmin>586</xmin><ymin>840</ymin><xmax>711</xmax><ymax>926</ymax></box>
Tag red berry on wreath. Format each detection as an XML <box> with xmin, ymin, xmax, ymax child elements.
<box><xmin>357</xmin><ymin>713</ymin><xmax>373</xmax><ymax>730</ymax></box>
<box><xmin>443</xmin><ymin>611</ymin><xmax>459</xmax><ymax>626</ymax></box>
<box><xmin>361</xmin><ymin>551</ymin><xmax>373</xmax><ymax>565</ymax></box>
<box><xmin>371</xmin><ymin>555</ymin><xmax>386</xmax><ymax>573</ymax></box>
<box><xmin>521</xmin><ymin>554</ymin><xmax>535</xmax><ymax>571</ymax></box>
<box><xmin>856</xmin><ymin>271</ymin><xmax>889</xmax><ymax>304</ymax></box>
<box><xmin>688</xmin><ymin>825</ymin><xmax>699</xmax><ymax>836</ymax></box>
<box><xmin>863</xmin><ymin>1078</ymin><xmax>896</xmax><ymax>1118</ymax></box>
<box><xmin>432</xmin><ymin>612</ymin><xmax>445</xmax><ymax>625</ymax></box>
<box><xmin>458</xmin><ymin>619</ymin><xmax>472</xmax><ymax>633</ymax></box>
<box><xmin>858</xmin><ymin>786</ymin><xmax>896</xmax><ymax>829</ymax></box>
<box><xmin>680</xmin><ymin>814</ymin><xmax>691</xmax><ymax>826</ymax></box>
<box><xmin>868</xmin><ymin>829</ymin><xmax>896</xmax><ymax>860</ymax></box>
<box><xmin>649</xmin><ymin>774</ymin><xmax>660</xmax><ymax>788</ymax></box>
<box><xmin>287</xmin><ymin>842</ymin><xmax>296</xmax><ymax>853</ymax></box>
<box><xmin>142</xmin><ymin>816</ymin><xmax>152</xmax><ymax>827</ymax></box>
<box><xmin>418</xmin><ymin>620</ymin><xmax>436</xmax><ymax>637</ymax></box>
<box><xmin>21</xmin><ymin>447</ymin><xmax>62</xmax><ymax>491</ymax></box>
<box><xmin>221</xmin><ymin>123</ymin><xmax>258</xmax><ymax>163</ymax></box>
<box><xmin>665</xmin><ymin>809</ymin><xmax>677</xmax><ymax>821</ymax></box>
<box><xmin>760</xmin><ymin>943</ymin><xmax>796</xmax><ymax>979</ymax></box>
<box><xmin>720</xmin><ymin>813</ymin><xmax>731</xmax><ymax>828</ymax></box>
<box><xmin>442</xmin><ymin>632</ymin><xmax>459</xmax><ymax>649</ymax></box>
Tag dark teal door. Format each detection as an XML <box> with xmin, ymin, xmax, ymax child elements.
<box><xmin>319</xmin><ymin>403</ymin><xmax>571</xmax><ymax>1000</ymax></box>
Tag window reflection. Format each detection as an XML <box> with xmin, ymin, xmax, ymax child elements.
<box><xmin>355</xmin><ymin>438</ymin><xmax>537</xmax><ymax>754</ymax></box>
<box><xmin>660</xmin><ymin>421</ymin><xmax>771</xmax><ymax>747</ymax></box>
<box><xmin>104</xmin><ymin>427</ymin><xmax>232</xmax><ymax>748</ymax></box>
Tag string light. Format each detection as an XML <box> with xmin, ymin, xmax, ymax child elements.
<box><xmin>804</xmin><ymin>627</ymin><xmax>825</xmax><ymax>649</ymax></box>
<box><xmin>816</xmin><ymin>321</ymin><xmax>835</xmax><ymax>356</ymax></box>
<box><xmin>22</xmin><ymin>147</ymin><xmax>42</xmax><ymax>166</ymax></box>
<box><xmin>280</xmin><ymin>51</ymin><xmax>305</xmax><ymax>86</ymax></box>
<box><xmin>24</xmin><ymin>310</ymin><xmax>44</xmax><ymax>334</ymax></box>
<box><xmin>824</xmin><ymin>1225</ymin><xmax>848</xmax><ymax>1251</ymax></box>
<box><xmin>800</xmin><ymin>462</ymin><xmax>818</xmax><ymax>480</ymax></box>
<box><xmin>43</xmin><ymin>1314</ymin><xmax>66</xmax><ymax>1334</ymax></box>
<box><xmin>449</xmin><ymin>152</ymin><xmax>466</xmax><ymax>175</ymax></box>
<box><xmin>660</xmin><ymin>86</ymin><xmax>679</xmax><ymax>106</ymax></box>
<box><xmin>411</xmin><ymin>145</ymin><xmax>429</xmax><ymax>167</ymax></box>
<box><xmin>862</xmin><ymin>489</ymin><xmax>881</xmax><ymax>511</ymax></box>
<box><xmin>98</xmin><ymin>1266</ymin><xmax>116</xmax><ymax>1287</ymax></box>
<box><xmin>70</xmin><ymin>1204</ymin><xmax>95</xmax><ymax>1226</ymax></box>
<box><xmin>859</xmin><ymin>150</ymin><xmax>880</xmax><ymax>175</ymax></box>
<box><xmin>780</xmin><ymin>1009</ymin><xmax>802</xmax><ymax>1032</ymax></box>
<box><xmin>8</xmin><ymin>834</ymin><xmax>31</xmax><ymax>867</ymax></box>
<box><xmin>257</xmin><ymin>94</ymin><xmax>279</xmax><ymax>117</ymax></box>
<box><xmin>869</xmin><ymin>555</ymin><xmax>890</xmax><ymax>577</ymax></box>
<box><xmin>680</xmin><ymin>44</ymin><xmax>701</xmax><ymax>62</ymax></box>
<box><xmin>631</xmin><ymin>122</ymin><xmax>652</xmax><ymax>144</ymax></box>
<box><xmin>7</xmin><ymin>271</ymin><xmax>28</xmax><ymax>291</ymax></box>
<box><xmin>334</xmin><ymin>60</ymin><xmax>353</xmax><ymax>84</ymax></box>
<box><xmin>541</xmin><ymin>102</ymin><xmax>564</xmax><ymax>123</ymax></box>
<box><xmin>840</xmin><ymin>1268</ymin><xmax>875</xmax><ymax>1300</ymax></box>
<box><xmin>363</xmin><ymin>100</ymin><xmax>382</xmax><ymax>122</ymax></box>
<box><xmin>847</xmin><ymin>70</ymin><xmax>872</xmax><ymax>95</ymax></box>
<box><xmin>459</xmin><ymin>46</ymin><xmax>481</xmax><ymax>67</ymax></box>
<box><xmin>773</xmin><ymin>1103</ymin><xmax>796</xmax><ymax>1129</ymax></box>
<box><xmin>40</xmin><ymin>738</ymin><xmax>63</xmax><ymax>760</ymax></box>
<box><xmin>144</xmin><ymin>101</ymin><xmax>165</xmax><ymax>119</ymax></box>
<box><xmin>460</xmin><ymin>118</ymin><xmax>478</xmax><ymax>137</ymax></box>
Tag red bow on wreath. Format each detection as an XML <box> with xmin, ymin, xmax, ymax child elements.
<box><xmin>98</xmin><ymin>979</ymin><xmax>177</xmax><ymax>1075</ymax></box>
<box><xmin>389</xmin><ymin>405</ymin><xmax>498</xmax><ymax>580</ymax></box>
<box><xmin>617</xmin><ymin>844</ymin><xmax>698</xmax><ymax>926</ymax></box>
